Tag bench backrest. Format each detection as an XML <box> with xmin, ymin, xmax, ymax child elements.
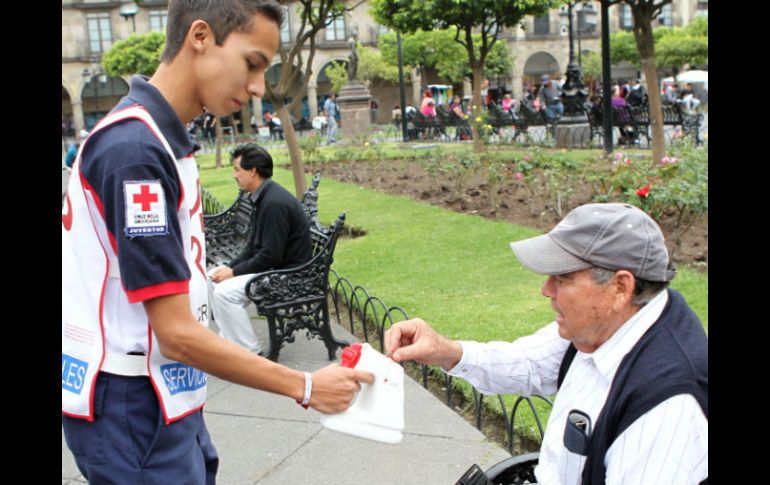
<box><xmin>301</xmin><ymin>172</ymin><xmax>322</xmax><ymax>230</ymax></box>
<box><xmin>202</xmin><ymin>173</ymin><xmax>326</xmax><ymax>266</ymax></box>
<box><xmin>231</xmin><ymin>192</ymin><xmax>254</xmax><ymax>237</ymax></box>
<box><xmin>516</xmin><ymin>103</ymin><xmax>548</xmax><ymax>125</ymax></box>
<box><xmin>436</xmin><ymin>105</ymin><xmax>459</xmax><ymax>127</ymax></box>
<box><xmin>612</xmin><ymin>106</ymin><xmax>632</xmax><ymax>124</ymax></box>
<box><xmin>661</xmin><ymin>104</ymin><xmax>684</xmax><ymax>124</ymax></box>
<box><xmin>628</xmin><ymin>106</ymin><xmax>650</xmax><ymax>125</ymax></box>
<box><xmin>411</xmin><ymin>111</ymin><xmax>440</xmax><ymax>128</ymax></box>
<box><xmin>586</xmin><ymin>107</ymin><xmax>601</xmax><ymax>128</ymax></box>
<box><xmin>488</xmin><ymin>103</ymin><xmax>514</xmax><ymax>126</ymax></box>
<box><xmin>247</xmin><ymin>212</ymin><xmax>346</xmax><ymax>311</ymax></box>
<box><xmin>311</xmin><ymin>212</ymin><xmax>345</xmax><ymax>266</ymax></box>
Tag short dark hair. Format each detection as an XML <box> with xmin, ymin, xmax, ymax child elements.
<box><xmin>162</xmin><ymin>0</ymin><xmax>284</xmax><ymax>63</ymax></box>
<box><xmin>231</xmin><ymin>143</ymin><xmax>273</xmax><ymax>179</ymax></box>
<box><xmin>590</xmin><ymin>267</ymin><xmax>669</xmax><ymax>306</ymax></box>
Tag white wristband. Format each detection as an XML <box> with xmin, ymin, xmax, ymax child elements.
<box><xmin>298</xmin><ymin>372</ymin><xmax>312</xmax><ymax>407</ymax></box>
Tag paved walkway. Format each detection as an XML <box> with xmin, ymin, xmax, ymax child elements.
<box><xmin>62</xmin><ymin>318</ymin><xmax>511</xmax><ymax>484</ymax></box>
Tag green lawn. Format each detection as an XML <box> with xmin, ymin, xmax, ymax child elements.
<box><xmin>198</xmin><ymin>158</ymin><xmax>708</xmax><ymax>340</ymax></box>
<box><xmin>198</xmin><ymin>155</ymin><xmax>707</xmax><ymax>443</ymax></box>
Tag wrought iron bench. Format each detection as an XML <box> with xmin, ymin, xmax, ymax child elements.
<box><xmin>627</xmin><ymin>104</ymin><xmax>704</xmax><ymax>146</ymax></box>
<box><xmin>487</xmin><ymin>103</ymin><xmax>516</xmax><ymax>131</ymax></box>
<box><xmin>203</xmin><ymin>174</ymin><xmax>347</xmax><ymax>362</ymax></box>
<box><xmin>510</xmin><ymin>103</ymin><xmax>560</xmax><ymax>141</ymax></box>
<box><xmin>408</xmin><ymin>110</ymin><xmax>445</xmax><ymax>140</ymax></box>
<box><xmin>436</xmin><ymin>105</ymin><xmax>472</xmax><ymax>140</ymax></box>
<box><xmin>587</xmin><ymin>105</ymin><xmax>640</xmax><ymax>147</ymax></box>
<box><xmin>245</xmin><ymin>212</ymin><xmax>348</xmax><ymax>362</ymax></box>
<box><xmin>484</xmin><ymin>452</ymin><xmax>539</xmax><ymax>485</ymax></box>
<box><xmin>588</xmin><ymin>104</ymin><xmax>703</xmax><ymax>147</ymax></box>
<box><xmin>292</xmin><ymin>117</ymin><xmax>314</xmax><ymax>136</ymax></box>
<box><xmin>660</xmin><ymin>103</ymin><xmax>703</xmax><ymax>144</ymax></box>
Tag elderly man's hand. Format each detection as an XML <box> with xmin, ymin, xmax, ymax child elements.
<box><xmin>385</xmin><ymin>318</ymin><xmax>463</xmax><ymax>371</ymax></box>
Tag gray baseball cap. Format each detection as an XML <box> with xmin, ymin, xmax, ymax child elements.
<box><xmin>510</xmin><ymin>203</ymin><xmax>676</xmax><ymax>282</ymax></box>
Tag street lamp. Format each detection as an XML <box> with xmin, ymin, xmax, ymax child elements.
<box><xmin>600</xmin><ymin>0</ymin><xmax>613</xmax><ymax>153</ymax></box>
<box><xmin>576</xmin><ymin>2</ymin><xmax>598</xmax><ymax>68</ymax></box>
<box><xmin>396</xmin><ymin>30</ymin><xmax>408</xmax><ymax>142</ymax></box>
<box><xmin>120</xmin><ymin>2</ymin><xmax>139</xmax><ymax>33</ymax></box>
<box><xmin>559</xmin><ymin>1</ymin><xmax>590</xmax><ymax>117</ymax></box>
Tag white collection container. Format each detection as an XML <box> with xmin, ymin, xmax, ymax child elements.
<box><xmin>320</xmin><ymin>343</ymin><xmax>405</xmax><ymax>444</ymax></box>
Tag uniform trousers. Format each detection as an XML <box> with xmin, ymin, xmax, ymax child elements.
<box><xmin>62</xmin><ymin>372</ymin><xmax>219</xmax><ymax>485</ymax></box>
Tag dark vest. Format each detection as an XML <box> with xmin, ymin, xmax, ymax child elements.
<box><xmin>557</xmin><ymin>289</ymin><xmax>708</xmax><ymax>485</ymax></box>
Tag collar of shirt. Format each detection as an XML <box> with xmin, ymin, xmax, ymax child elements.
<box><xmin>249</xmin><ymin>178</ymin><xmax>273</xmax><ymax>204</ymax></box>
<box><xmin>578</xmin><ymin>289</ymin><xmax>669</xmax><ymax>385</ymax></box>
<box><xmin>122</xmin><ymin>75</ymin><xmax>196</xmax><ymax>159</ymax></box>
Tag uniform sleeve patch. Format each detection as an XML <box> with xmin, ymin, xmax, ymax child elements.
<box><xmin>124</xmin><ymin>180</ymin><xmax>168</xmax><ymax>237</ymax></box>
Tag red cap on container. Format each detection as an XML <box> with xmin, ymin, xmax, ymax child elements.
<box><xmin>340</xmin><ymin>343</ymin><xmax>363</xmax><ymax>368</ymax></box>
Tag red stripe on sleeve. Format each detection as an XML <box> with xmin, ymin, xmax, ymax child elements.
<box><xmin>126</xmin><ymin>280</ymin><xmax>190</xmax><ymax>303</ymax></box>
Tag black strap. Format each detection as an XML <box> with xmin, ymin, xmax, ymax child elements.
<box><xmin>557</xmin><ymin>343</ymin><xmax>578</xmax><ymax>390</ymax></box>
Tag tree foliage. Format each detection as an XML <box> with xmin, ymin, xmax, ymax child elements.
<box><xmin>580</xmin><ymin>50</ymin><xmax>602</xmax><ymax>84</ymax></box>
<box><xmin>683</xmin><ymin>16</ymin><xmax>708</xmax><ymax>37</ymax></box>
<box><xmin>370</xmin><ymin>0</ymin><xmax>557</xmax><ymax>152</ymax></box>
<box><xmin>610</xmin><ymin>30</ymin><xmax>640</xmax><ymax>66</ymax></box>
<box><xmin>378</xmin><ymin>29</ymin><xmax>511</xmax><ymax>83</ymax></box>
<box><xmin>326</xmin><ymin>42</ymin><xmax>400</xmax><ymax>93</ymax></box>
<box><xmin>358</xmin><ymin>43</ymin><xmax>400</xmax><ymax>84</ymax></box>
<box><xmin>325</xmin><ymin>61</ymin><xmax>348</xmax><ymax>94</ymax></box>
<box><xmin>264</xmin><ymin>0</ymin><xmax>357</xmax><ymax>196</ymax></box>
<box><xmin>656</xmin><ymin>34</ymin><xmax>707</xmax><ymax>73</ymax></box>
<box><xmin>102</xmin><ymin>31</ymin><xmax>165</xmax><ymax>77</ymax></box>
<box><xmin>610</xmin><ymin>15</ymin><xmax>707</xmax><ymax>73</ymax></box>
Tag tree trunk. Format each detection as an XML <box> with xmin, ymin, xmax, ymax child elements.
<box><xmin>215</xmin><ymin>119</ymin><xmax>224</xmax><ymax>169</ymax></box>
<box><xmin>240</xmin><ymin>103</ymin><xmax>252</xmax><ymax>136</ymax></box>
<box><xmin>277</xmin><ymin>104</ymin><xmax>306</xmax><ymax>198</ymax></box>
<box><xmin>632</xmin><ymin>7</ymin><xmax>665</xmax><ymax>165</ymax></box>
<box><xmin>641</xmin><ymin>58</ymin><xmax>665</xmax><ymax>164</ymax></box>
<box><xmin>471</xmin><ymin>65</ymin><xmax>484</xmax><ymax>154</ymax></box>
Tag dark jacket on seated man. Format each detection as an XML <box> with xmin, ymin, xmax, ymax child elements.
<box><xmin>229</xmin><ymin>178</ymin><xmax>312</xmax><ymax>276</ymax></box>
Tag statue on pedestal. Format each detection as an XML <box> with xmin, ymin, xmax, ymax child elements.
<box><xmin>346</xmin><ymin>29</ymin><xmax>358</xmax><ymax>82</ymax></box>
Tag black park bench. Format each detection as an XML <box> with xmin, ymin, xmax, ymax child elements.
<box><xmin>587</xmin><ymin>104</ymin><xmax>703</xmax><ymax>147</ymax></box>
<box><xmin>202</xmin><ymin>173</ymin><xmax>348</xmax><ymax>362</ymax></box>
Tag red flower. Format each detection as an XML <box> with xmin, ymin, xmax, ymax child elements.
<box><xmin>636</xmin><ymin>184</ymin><xmax>651</xmax><ymax>198</ymax></box>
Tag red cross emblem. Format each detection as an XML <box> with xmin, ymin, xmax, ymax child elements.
<box><xmin>133</xmin><ymin>184</ymin><xmax>159</xmax><ymax>211</ymax></box>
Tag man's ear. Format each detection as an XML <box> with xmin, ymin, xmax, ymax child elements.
<box><xmin>612</xmin><ymin>270</ymin><xmax>636</xmax><ymax>309</ymax></box>
<box><xmin>187</xmin><ymin>19</ymin><xmax>213</xmax><ymax>54</ymax></box>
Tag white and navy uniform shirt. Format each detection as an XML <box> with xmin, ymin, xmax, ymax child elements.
<box><xmin>62</xmin><ymin>75</ymin><xmax>209</xmax><ymax>424</ymax></box>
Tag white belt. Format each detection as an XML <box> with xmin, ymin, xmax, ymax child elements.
<box><xmin>101</xmin><ymin>351</ymin><xmax>149</xmax><ymax>377</ymax></box>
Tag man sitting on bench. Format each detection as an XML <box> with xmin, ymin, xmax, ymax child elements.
<box><xmin>208</xmin><ymin>143</ymin><xmax>312</xmax><ymax>355</ymax></box>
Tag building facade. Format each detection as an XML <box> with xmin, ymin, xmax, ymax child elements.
<box><xmin>62</xmin><ymin>0</ymin><xmax>707</xmax><ymax>137</ymax></box>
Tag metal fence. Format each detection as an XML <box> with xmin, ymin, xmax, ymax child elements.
<box><xmin>328</xmin><ymin>268</ymin><xmax>552</xmax><ymax>454</ymax></box>
<box><xmin>199</xmin><ymin>187</ymin><xmax>553</xmax><ymax>453</ymax></box>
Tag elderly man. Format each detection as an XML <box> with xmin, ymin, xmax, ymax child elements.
<box><xmin>385</xmin><ymin>203</ymin><xmax>707</xmax><ymax>484</ymax></box>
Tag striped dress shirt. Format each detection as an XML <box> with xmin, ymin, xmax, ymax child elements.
<box><xmin>447</xmin><ymin>290</ymin><xmax>707</xmax><ymax>484</ymax></box>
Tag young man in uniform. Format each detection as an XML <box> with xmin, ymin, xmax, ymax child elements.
<box><xmin>61</xmin><ymin>2</ymin><xmax>373</xmax><ymax>483</ymax></box>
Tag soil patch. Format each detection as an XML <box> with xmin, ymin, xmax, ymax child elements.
<box><xmin>305</xmin><ymin>159</ymin><xmax>708</xmax><ymax>271</ymax></box>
